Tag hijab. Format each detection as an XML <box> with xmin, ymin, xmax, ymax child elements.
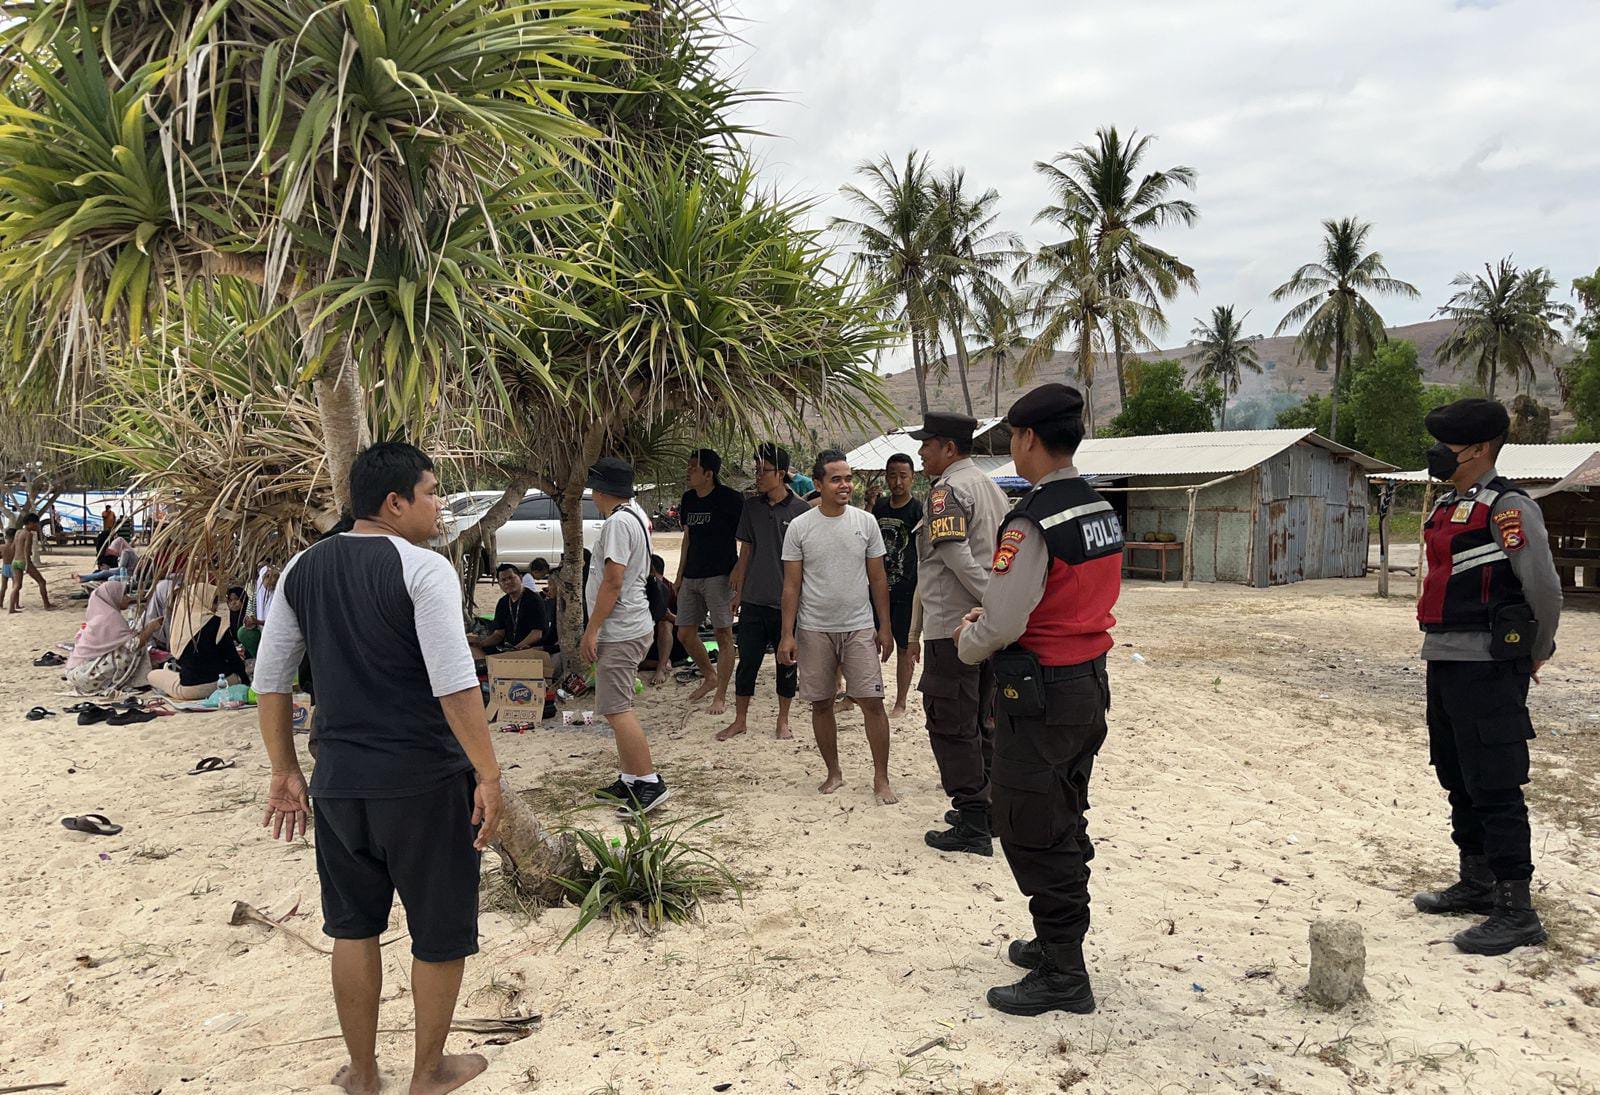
<box><xmin>105</xmin><ymin>536</ymin><xmax>130</xmax><ymax>558</ymax></box>
<box><xmin>254</xmin><ymin>565</ymin><xmax>276</xmax><ymax>621</ymax></box>
<box><xmin>67</xmin><ymin>581</ymin><xmax>135</xmax><ymax>667</ymax></box>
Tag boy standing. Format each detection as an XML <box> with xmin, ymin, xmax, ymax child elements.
<box><xmin>871</xmin><ymin>453</ymin><xmax>922</xmax><ymax>718</ymax></box>
<box><xmin>7</xmin><ymin>513</ymin><xmax>54</xmax><ymax>613</ymax></box>
<box><xmin>674</xmin><ymin>448</ymin><xmax>742</xmax><ymax>714</ymax></box>
<box><xmin>778</xmin><ymin>450</ymin><xmax>897</xmax><ymax>804</ymax></box>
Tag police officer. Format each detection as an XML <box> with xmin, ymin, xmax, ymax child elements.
<box><xmin>956</xmin><ymin>384</ymin><xmax>1122</xmax><ymax>1015</ymax></box>
<box><xmin>1413</xmin><ymin>398</ymin><xmax>1561</xmax><ymax>955</ymax></box>
<box><xmin>907</xmin><ymin>411</ymin><xmax>1010</xmax><ymax>856</ymax></box>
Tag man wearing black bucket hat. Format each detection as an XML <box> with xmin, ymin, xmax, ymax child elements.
<box><xmin>581</xmin><ymin>456</ymin><xmax>671</xmax><ymax>815</ymax></box>
<box><xmin>1412</xmin><ymin>398</ymin><xmax>1561</xmax><ymax>955</ymax></box>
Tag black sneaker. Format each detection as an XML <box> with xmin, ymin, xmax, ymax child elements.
<box><xmin>594</xmin><ymin>777</ymin><xmax>630</xmax><ymax>803</ymax></box>
<box><xmin>617</xmin><ymin>776</ymin><xmax>672</xmax><ymax>815</ymax></box>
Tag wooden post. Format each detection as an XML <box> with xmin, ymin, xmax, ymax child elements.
<box><xmin>1182</xmin><ymin>486</ymin><xmax>1199</xmax><ymax>588</ymax></box>
<box><xmin>1415</xmin><ymin>482</ymin><xmax>1433</xmax><ymax>600</ymax></box>
<box><xmin>1377</xmin><ymin>482</ymin><xmax>1393</xmax><ymax>598</ymax></box>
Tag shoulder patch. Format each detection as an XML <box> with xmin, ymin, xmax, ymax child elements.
<box><xmin>1492</xmin><ymin>508</ymin><xmax>1525</xmax><ymax>552</ymax></box>
<box><xmin>929</xmin><ymin>488</ymin><xmax>949</xmax><ymax>516</ymax></box>
<box><xmin>992</xmin><ymin>541</ymin><xmax>1020</xmax><ymax>573</ymax></box>
<box><xmin>1001</xmin><ymin>528</ymin><xmax>1026</xmax><ymax>545</ymax></box>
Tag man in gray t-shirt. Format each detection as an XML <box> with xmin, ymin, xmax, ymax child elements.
<box><xmin>582</xmin><ymin>457</ymin><xmax>671</xmax><ymax>815</ymax></box>
<box><xmin>777</xmin><ymin>449</ymin><xmax>897</xmax><ymax>805</ymax></box>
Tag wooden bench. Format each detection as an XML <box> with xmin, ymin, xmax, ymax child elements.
<box><xmin>1123</xmin><ymin>541</ymin><xmax>1184</xmax><ymax>582</ymax></box>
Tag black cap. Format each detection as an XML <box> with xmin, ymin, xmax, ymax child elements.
<box><xmin>1424</xmin><ymin>398</ymin><xmax>1510</xmax><ymax>446</ymax></box>
<box><xmin>585</xmin><ymin>456</ymin><xmax>636</xmax><ymax>498</ymax></box>
<box><xmin>907</xmin><ymin>412</ymin><xmax>978</xmax><ymax>443</ymax></box>
<box><xmin>754</xmin><ymin>443</ymin><xmax>791</xmax><ymax>472</ymax></box>
<box><xmin>1006</xmin><ymin>383</ymin><xmax>1084</xmax><ymax>429</ymax></box>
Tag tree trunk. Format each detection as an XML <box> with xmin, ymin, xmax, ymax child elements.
<box><xmin>1112</xmin><ymin>324</ymin><xmax>1128</xmax><ymax>411</ymax></box>
<box><xmin>910</xmin><ymin>330</ymin><xmax>930</xmax><ymax>417</ymax></box>
<box><xmin>1487</xmin><ymin>347</ymin><xmax>1498</xmax><ymax>400</ymax></box>
<box><xmin>313</xmin><ymin>345</ymin><xmax>367</xmax><ymax>518</ymax></box>
<box><xmin>1077</xmin><ymin>326</ymin><xmax>1096</xmax><ymax>438</ymax></box>
<box><xmin>455</xmin><ymin>473</ymin><xmax>537</xmax><ymax>606</ymax></box>
<box><xmin>990</xmin><ymin>355</ymin><xmax>1001</xmax><ymax>417</ymax></box>
<box><xmin>1329</xmin><ymin>309</ymin><xmax>1346</xmax><ymax>442</ymax></box>
<box><xmin>1219</xmin><ymin>392</ymin><xmax>1228</xmax><ymax>431</ymax></box>
<box><xmin>950</xmin><ymin>323</ymin><xmax>975</xmax><ymax>417</ymax></box>
<box><xmin>555</xmin><ymin>471</ymin><xmax>589</xmax><ymax>676</ymax></box>
<box><xmin>491</xmin><ymin>782</ymin><xmax>578</xmax><ymax>904</ymax></box>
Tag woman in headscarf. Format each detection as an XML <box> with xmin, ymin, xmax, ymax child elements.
<box><xmin>64</xmin><ymin>581</ymin><xmax>162</xmax><ymax>695</ymax></box>
<box><xmin>148</xmin><ymin>584</ymin><xmax>249</xmax><ymax>699</ymax></box>
<box><xmin>74</xmin><ymin>536</ymin><xmax>139</xmax><ymax>584</ymax></box>
<box><xmin>236</xmin><ymin>564</ymin><xmax>278</xmax><ymax>658</ymax></box>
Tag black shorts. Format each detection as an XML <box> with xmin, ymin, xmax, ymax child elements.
<box><xmin>889</xmin><ymin>597</ymin><xmax>914</xmax><ymax>649</ymax></box>
<box><xmin>313</xmin><ymin>770</ymin><xmax>482</xmax><ymax>961</ymax></box>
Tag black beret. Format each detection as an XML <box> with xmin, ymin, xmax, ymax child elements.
<box><xmin>907</xmin><ymin>412</ymin><xmax>978</xmax><ymax>443</ymax></box>
<box><xmin>1424</xmin><ymin>398</ymin><xmax>1509</xmax><ymax>445</ymax></box>
<box><xmin>1006</xmin><ymin>383</ymin><xmax>1084</xmax><ymax>429</ymax></box>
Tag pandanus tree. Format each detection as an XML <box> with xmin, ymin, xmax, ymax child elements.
<box><xmin>1189</xmin><ymin>305</ymin><xmax>1263</xmax><ymax>430</ymax></box>
<box><xmin>1435</xmin><ymin>258</ymin><xmax>1573</xmax><ymax>398</ymax></box>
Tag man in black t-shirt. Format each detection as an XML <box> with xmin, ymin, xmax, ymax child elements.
<box><xmin>469</xmin><ymin>564</ymin><xmax>547</xmax><ymax>657</ymax></box>
<box><xmin>872</xmin><ymin>452</ymin><xmax>923</xmax><ymax>718</ymax></box>
<box><xmin>673</xmin><ymin>448</ymin><xmax>743</xmax><ymax>713</ymax></box>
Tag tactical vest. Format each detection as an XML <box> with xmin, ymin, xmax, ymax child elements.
<box><xmin>1418</xmin><ymin>476</ymin><xmax>1528</xmax><ymax>632</ymax></box>
<box><xmin>1000</xmin><ymin>476</ymin><xmax>1124</xmax><ymax>666</ymax></box>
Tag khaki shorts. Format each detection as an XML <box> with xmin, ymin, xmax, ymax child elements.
<box><xmin>678</xmin><ymin>575</ymin><xmax>734</xmax><ymax>630</ymax></box>
<box><xmin>596</xmin><ymin>633</ymin><xmax>653</xmax><ymax>716</ymax></box>
<box><xmin>796</xmin><ymin>628</ymin><xmax>884</xmax><ymax>703</ymax></box>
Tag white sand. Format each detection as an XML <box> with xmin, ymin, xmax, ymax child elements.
<box><xmin>2</xmin><ymin>539</ymin><xmax>1598</xmax><ymax>1094</ymax></box>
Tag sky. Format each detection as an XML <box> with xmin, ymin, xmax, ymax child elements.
<box><xmin>719</xmin><ymin>0</ymin><xmax>1600</xmax><ymax>366</ymax></box>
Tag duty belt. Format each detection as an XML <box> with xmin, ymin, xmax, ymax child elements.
<box><xmin>1039</xmin><ymin>655</ymin><xmax>1106</xmax><ymax>682</ymax></box>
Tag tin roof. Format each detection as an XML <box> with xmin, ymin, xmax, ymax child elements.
<box><xmin>988</xmin><ymin>428</ymin><xmax>1393</xmax><ymax>479</ymax></box>
<box><xmin>844</xmin><ymin>418</ymin><xmax>1007</xmax><ymax>473</ymax></box>
<box><xmin>1371</xmin><ymin>443</ymin><xmax>1600</xmax><ymax>485</ymax></box>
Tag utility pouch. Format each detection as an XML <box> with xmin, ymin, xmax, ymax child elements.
<box><xmin>1489</xmin><ymin>601</ymin><xmax>1536</xmax><ymax>661</ymax></box>
<box><xmin>992</xmin><ymin>647</ymin><xmax>1046</xmax><ymax>718</ymax></box>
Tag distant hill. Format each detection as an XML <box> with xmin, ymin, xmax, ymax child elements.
<box><xmin>818</xmin><ymin>318</ymin><xmax>1573</xmax><ymax>446</ymax></box>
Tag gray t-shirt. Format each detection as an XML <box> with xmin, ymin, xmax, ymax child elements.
<box><xmin>585</xmin><ymin>501</ymin><xmax>654</xmax><ymax>643</ymax></box>
<box><xmin>735</xmin><ymin>488</ymin><xmax>812</xmax><ymax>608</ymax></box>
<box><xmin>781</xmin><ymin>505</ymin><xmax>886</xmax><ymax>632</ymax></box>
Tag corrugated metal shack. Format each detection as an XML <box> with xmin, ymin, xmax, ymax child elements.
<box><xmin>997</xmin><ymin>429</ymin><xmax>1394</xmax><ymax>586</ymax></box>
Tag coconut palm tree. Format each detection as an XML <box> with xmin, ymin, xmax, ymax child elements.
<box><xmin>1270</xmin><ymin>217</ymin><xmax>1418</xmax><ymax>440</ymax></box>
<box><xmin>1435</xmin><ymin>259</ymin><xmax>1574</xmax><ymax>398</ymax></box>
<box><xmin>925</xmin><ymin>169</ymin><xmax>1021</xmax><ymax>416</ymax></box>
<box><xmin>1016</xmin><ymin>229</ymin><xmax>1158</xmax><ymax>437</ymax></box>
<box><xmin>833</xmin><ymin>151</ymin><xmax>944</xmax><ymax>415</ymax></box>
<box><xmin>1033</xmin><ymin>126</ymin><xmax>1198</xmax><ymax>410</ymax></box>
<box><xmin>968</xmin><ymin>289</ymin><xmax>1029</xmax><ymax>417</ymax></box>
<box><xmin>1189</xmin><ymin>305</ymin><xmax>1263</xmax><ymax>430</ymax></box>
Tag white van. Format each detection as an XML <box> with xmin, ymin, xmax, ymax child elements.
<box><xmin>493</xmin><ymin>491</ymin><xmax>605</xmax><ymax>572</ymax></box>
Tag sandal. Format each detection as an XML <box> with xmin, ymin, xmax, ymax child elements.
<box><xmin>107</xmin><ymin>708</ymin><xmax>158</xmax><ymax>726</ymax></box>
<box><xmin>25</xmin><ymin>706</ymin><xmax>56</xmax><ymax>720</ymax></box>
<box><xmin>188</xmin><ymin>756</ymin><xmax>236</xmax><ymax>775</ymax></box>
<box><xmin>77</xmin><ymin>704</ymin><xmax>113</xmax><ymax>726</ymax></box>
<box><xmin>60</xmin><ymin>813</ymin><xmax>123</xmax><ymax>836</ymax></box>
<box><xmin>33</xmin><ymin>652</ymin><xmax>66</xmax><ymax>667</ymax></box>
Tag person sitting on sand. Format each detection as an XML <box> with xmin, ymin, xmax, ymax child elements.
<box><xmin>140</xmin><ymin>570</ymin><xmax>179</xmax><ymax>649</ymax></box>
<box><xmin>148</xmin><ymin>585</ymin><xmax>249</xmax><ymax>700</ymax></box>
<box><xmin>63</xmin><ymin>580</ymin><xmax>163</xmax><ymax>695</ymax></box>
<box><xmin>467</xmin><ymin>564</ymin><xmax>547</xmax><ymax>658</ymax></box>
<box><xmin>75</xmin><ymin>536</ymin><xmax>139</xmax><ymax>584</ymax></box>
<box><xmin>640</xmin><ymin>553</ymin><xmax>683</xmax><ymax>687</ymax></box>
<box><xmin>7</xmin><ymin>513</ymin><xmax>54</xmax><ymax>614</ymax></box>
<box><xmin>235</xmin><ymin>564</ymin><xmax>278</xmax><ymax>657</ymax></box>
<box><xmin>777</xmin><ymin>450</ymin><xmax>898</xmax><ymax>804</ymax></box>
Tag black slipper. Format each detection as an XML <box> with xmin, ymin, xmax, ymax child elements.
<box><xmin>77</xmin><ymin>705</ymin><xmax>112</xmax><ymax>726</ymax></box>
<box><xmin>26</xmin><ymin>706</ymin><xmax>56</xmax><ymax>720</ymax></box>
<box><xmin>188</xmin><ymin>756</ymin><xmax>236</xmax><ymax>775</ymax></box>
<box><xmin>60</xmin><ymin>813</ymin><xmax>122</xmax><ymax>836</ymax></box>
<box><xmin>33</xmin><ymin>652</ymin><xmax>66</xmax><ymax>667</ymax></box>
<box><xmin>107</xmin><ymin>708</ymin><xmax>158</xmax><ymax>725</ymax></box>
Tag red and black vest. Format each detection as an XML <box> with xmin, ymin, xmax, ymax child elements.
<box><xmin>1000</xmin><ymin>476</ymin><xmax>1123</xmax><ymax>666</ymax></box>
<box><xmin>1418</xmin><ymin>476</ymin><xmax>1528</xmax><ymax>632</ymax></box>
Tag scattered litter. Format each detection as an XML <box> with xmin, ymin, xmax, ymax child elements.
<box><xmin>1192</xmin><ymin>982</ymin><xmax>1206</xmax><ymax>993</ymax></box>
<box><xmin>203</xmin><ymin>1012</ymin><xmax>247</xmax><ymax>1034</ymax></box>
<box><xmin>1131</xmin><ymin>653</ymin><xmax>1147</xmax><ymax>665</ymax></box>
<box><xmin>1241</xmin><ymin>1063</ymin><xmax>1276</xmax><ymax>1086</ymax></box>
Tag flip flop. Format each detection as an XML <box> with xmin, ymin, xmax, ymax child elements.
<box><xmin>32</xmin><ymin>652</ymin><xmax>66</xmax><ymax>667</ymax></box>
<box><xmin>64</xmin><ymin>702</ymin><xmax>96</xmax><ymax>713</ymax></box>
<box><xmin>25</xmin><ymin>706</ymin><xmax>56</xmax><ymax>720</ymax></box>
<box><xmin>107</xmin><ymin>708</ymin><xmax>158</xmax><ymax>726</ymax></box>
<box><xmin>188</xmin><ymin>756</ymin><xmax>236</xmax><ymax>775</ymax></box>
<box><xmin>60</xmin><ymin>813</ymin><xmax>122</xmax><ymax>836</ymax></box>
<box><xmin>77</xmin><ymin>705</ymin><xmax>112</xmax><ymax>726</ymax></box>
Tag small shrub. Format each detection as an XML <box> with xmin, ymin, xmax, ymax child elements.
<box><xmin>556</xmin><ymin>809</ymin><xmax>741</xmax><ymax>944</ymax></box>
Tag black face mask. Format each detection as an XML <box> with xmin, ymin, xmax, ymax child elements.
<box><xmin>1426</xmin><ymin>442</ymin><xmax>1464</xmax><ymax>481</ymax></box>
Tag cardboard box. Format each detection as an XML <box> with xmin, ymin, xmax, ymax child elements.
<box><xmin>484</xmin><ymin>649</ymin><xmax>549</xmax><ymax>724</ymax></box>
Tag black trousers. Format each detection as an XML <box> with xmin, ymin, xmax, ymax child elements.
<box><xmin>1425</xmin><ymin>659</ymin><xmax>1535</xmax><ymax>881</ymax></box>
<box><xmin>992</xmin><ymin>657</ymin><xmax>1109</xmax><ymax>945</ymax></box>
<box><xmin>734</xmin><ymin>602</ymin><xmax>797</xmax><ymax>699</ymax></box>
<box><xmin>920</xmin><ymin>638</ymin><xmax>995</xmax><ymax>814</ymax></box>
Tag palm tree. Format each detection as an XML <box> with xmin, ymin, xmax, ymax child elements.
<box><xmin>926</xmin><ymin>169</ymin><xmax>1021</xmax><ymax>416</ymax></box>
<box><xmin>1016</xmin><ymin>228</ymin><xmax>1157</xmax><ymax>437</ymax></box>
<box><xmin>1033</xmin><ymin>126</ymin><xmax>1198</xmax><ymax>409</ymax></box>
<box><xmin>1189</xmin><ymin>306</ymin><xmax>1263</xmax><ymax>430</ymax></box>
<box><xmin>1270</xmin><ymin>217</ymin><xmax>1418</xmax><ymax>440</ymax></box>
<box><xmin>833</xmin><ymin>151</ymin><xmax>944</xmax><ymax>415</ymax></box>
<box><xmin>1435</xmin><ymin>259</ymin><xmax>1574</xmax><ymax>398</ymax></box>
<box><xmin>968</xmin><ymin>289</ymin><xmax>1028</xmax><ymax>416</ymax></box>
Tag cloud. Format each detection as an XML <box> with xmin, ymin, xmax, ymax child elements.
<box><xmin>721</xmin><ymin>0</ymin><xmax>1600</xmax><ymax>360</ymax></box>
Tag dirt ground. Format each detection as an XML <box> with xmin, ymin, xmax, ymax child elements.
<box><xmin>1</xmin><ymin>537</ymin><xmax>1597</xmax><ymax>1095</ymax></box>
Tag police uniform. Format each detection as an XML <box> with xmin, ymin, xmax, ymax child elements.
<box><xmin>957</xmin><ymin>384</ymin><xmax>1123</xmax><ymax>1016</ymax></box>
<box><xmin>907</xmin><ymin>412</ymin><xmax>1010</xmax><ymax>855</ymax></box>
<box><xmin>1413</xmin><ymin>399</ymin><xmax>1561</xmax><ymax>956</ymax></box>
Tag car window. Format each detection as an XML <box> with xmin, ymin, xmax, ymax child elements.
<box><xmin>512</xmin><ymin>496</ymin><xmax>559</xmax><ymax>521</ymax></box>
<box><xmin>581</xmin><ymin>499</ymin><xmax>600</xmax><ymax>521</ymax></box>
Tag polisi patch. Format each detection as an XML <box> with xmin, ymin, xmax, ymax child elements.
<box><xmin>1079</xmin><ymin>513</ymin><xmax>1124</xmax><ymax>554</ymax></box>
<box><xmin>1492</xmin><ymin>508</ymin><xmax>1526</xmax><ymax>552</ymax></box>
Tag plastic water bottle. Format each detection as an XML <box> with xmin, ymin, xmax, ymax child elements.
<box><xmin>211</xmin><ymin>675</ymin><xmax>230</xmax><ymax>705</ymax></box>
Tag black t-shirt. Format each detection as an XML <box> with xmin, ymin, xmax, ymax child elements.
<box><xmin>872</xmin><ymin>496</ymin><xmax>923</xmax><ymax>601</ymax></box>
<box><xmin>537</xmin><ymin>591</ymin><xmax>561</xmax><ymax>652</ymax></box>
<box><xmin>492</xmin><ymin>590</ymin><xmax>548</xmax><ymax>648</ymax></box>
<box><xmin>679</xmin><ymin>484</ymin><xmax>744</xmax><ymax>579</ymax></box>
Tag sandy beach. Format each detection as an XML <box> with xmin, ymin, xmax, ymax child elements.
<box><xmin>2</xmin><ymin>537</ymin><xmax>1597</xmax><ymax>1095</ymax></box>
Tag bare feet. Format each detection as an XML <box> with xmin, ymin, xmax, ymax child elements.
<box><xmin>873</xmin><ymin>780</ymin><xmax>900</xmax><ymax>805</ymax></box>
<box><xmin>775</xmin><ymin>720</ymin><xmax>793</xmax><ymax>740</ymax></box>
<box><xmin>333</xmin><ymin>1062</ymin><xmax>381</xmax><ymax>1095</ymax></box>
<box><xmin>650</xmin><ymin>669</ymin><xmax>668</xmax><ymax>687</ymax></box>
<box><xmin>715</xmin><ymin>720</ymin><xmax>747</xmax><ymax>742</ymax></box>
<box><xmin>890</xmin><ymin>704</ymin><xmax>907</xmax><ymax>719</ymax></box>
<box><xmin>708</xmin><ymin>694</ymin><xmax>728</xmax><ymax>716</ymax></box>
<box><xmin>817</xmin><ymin>772</ymin><xmax>844</xmax><ymax>794</ymax></box>
<box><xmin>409</xmin><ymin>1053</ymin><xmax>487</xmax><ymax>1095</ymax></box>
<box><xmin>688</xmin><ymin>680</ymin><xmax>716</xmax><ymax>704</ymax></box>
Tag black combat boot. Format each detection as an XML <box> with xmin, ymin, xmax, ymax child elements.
<box><xmin>925</xmin><ymin>810</ymin><xmax>993</xmax><ymax>856</ymax></box>
<box><xmin>1007</xmin><ymin>938</ymin><xmax>1042</xmax><ymax>970</ymax></box>
<box><xmin>944</xmin><ymin>808</ymin><xmax>961</xmax><ymax>827</ymax></box>
<box><xmin>1453</xmin><ymin>879</ymin><xmax>1547</xmax><ymax>955</ymax></box>
<box><xmin>1413</xmin><ymin>854</ymin><xmax>1495</xmax><ymax>915</ymax></box>
<box><xmin>987</xmin><ymin>940</ymin><xmax>1095</xmax><ymax>1016</ymax></box>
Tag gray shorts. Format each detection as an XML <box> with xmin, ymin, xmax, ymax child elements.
<box><xmin>796</xmin><ymin>627</ymin><xmax>885</xmax><ymax>703</ymax></box>
<box><xmin>677</xmin><ymin>575</ymin><xmax>734</xmax><ymax>630</ymax></box>
<box><xmin>596</xmin><ymin>633</ymin><xmax>653</xmax><ymax>716</ymax></box>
